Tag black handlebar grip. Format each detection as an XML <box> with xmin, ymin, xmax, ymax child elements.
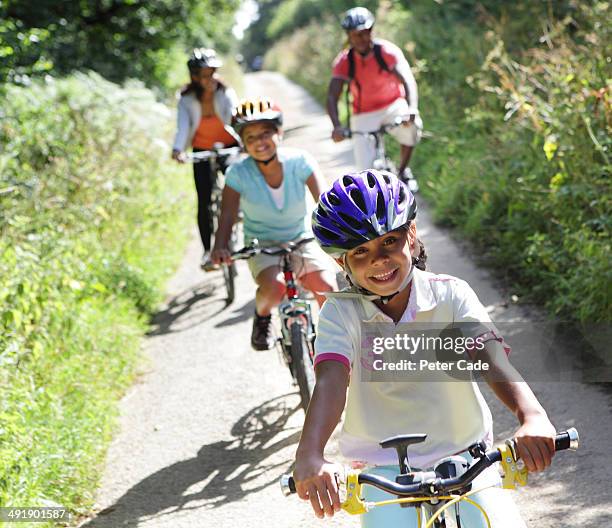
<box><xmin>555</xmin><ymin>428</ymin><xmax>579</xmax><ymax>451</ymax></box>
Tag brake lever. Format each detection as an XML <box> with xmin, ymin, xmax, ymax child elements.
<box><xmin>499</xmin><ymin>441</ymin><xmax>529</xmax><ymax>489</ymax></box>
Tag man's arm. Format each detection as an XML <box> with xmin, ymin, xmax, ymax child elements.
<box><xmin>327</xmin><ymin>78</ymin><xmax>348</xmax><ymax>142</ymax></box>
<box><xmin>392</xmin><ymin>61</ymin><xmax>419</xmax><ymax>115</ymax></box>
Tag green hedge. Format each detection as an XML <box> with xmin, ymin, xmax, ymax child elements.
<box><xmin>265</xmin><ymin>1</ymin><xmax>611</xmax><ymax>322</ymax></box>
<box><xmin>0</xmin><ymin>72</ymin><xmax>194</xmax><ymax>519</ymax></box>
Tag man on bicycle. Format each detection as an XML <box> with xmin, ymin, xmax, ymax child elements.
<box><xmin>327</xmin><ymin>7</ymin><xmax>422</xmax><ymax>191</ymax></box>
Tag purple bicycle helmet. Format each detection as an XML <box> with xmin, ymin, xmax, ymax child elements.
<box><xmin>312</xmin><ymin>169</ymin><xmax>417</xmax><ymax>257</ymax></box>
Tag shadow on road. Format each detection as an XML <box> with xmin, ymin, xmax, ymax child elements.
<box><xmin>147</xmin><ymin>281</ymin><xmax>225</xmax><ymax>336</ymax></box>
<box><xmin>215</xmin><ymin>298</ymin><xmax>256</xmax><ymax>328</ymax></box>
<box><xmin>82</xmin><ymin>394</ymin><xmax>302</xmax><ymax>527</ymax></box>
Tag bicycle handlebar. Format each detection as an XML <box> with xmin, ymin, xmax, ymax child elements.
<box><xmin>341</xmin><ymin>115</ymin><xmax>412</xmax><ymax>139</ymax></box>
<box><xmin>231</xmin><ymin>237</ymin><xmax>315</xmax><ymax>261</ymax></box>
<box><xmin>203</xmin><ymin>237</ymin><xmax>315</xmax><ymax>272</ymax></box>
<box><xmin>280</xmin><ymin>428</ymin><xmax>579</xmax><ymax>498</ymax></box>
<box><xmin>185</xmin><ymin>145</ymin><xmax>242</xmax><ymax>163</ymax></box>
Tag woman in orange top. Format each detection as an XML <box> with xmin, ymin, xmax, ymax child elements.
<box><xmin>172</xmin><ymin>48</ymin><xmax>239</xmax><ymax>268</ymax></box>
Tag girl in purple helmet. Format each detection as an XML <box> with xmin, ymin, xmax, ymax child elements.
<box><xmin>292</xmin><ymin>169</ymin><xmax>557</xmax><ymax>527</ymax></box>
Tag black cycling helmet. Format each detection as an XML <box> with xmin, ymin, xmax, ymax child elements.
<box><xmin>187</xmin><ymin>48</ymin><xmax>223</xmax><ymax>72</ymax></box>
<box><xmin>232</xmin><ymin>98</ymin><xmax>283</xmax><ymax>136</ymax></box>
<box><xmin>341</xmin><ymin>7</ymin><xmax>375</xmax><ymax>31</ymax></box>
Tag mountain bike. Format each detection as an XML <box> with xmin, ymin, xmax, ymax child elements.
<box><xmin>280</xmin><ymin>428</ymin><xmax>579</xmax><ymax>527</ymax></box>
<box><xmin>187</xmin><ymin>144</ymin><xmax>242</xmax><ymax>304</ymax></box>
<box><xmin>344</xmin><ymin>116</ymin><xmax>419</xmax><ymax>192</ymax></box>
<box><xmin>231</xmin><ymin>237</ymin><xmax>316</xmax><ymax>412</ymax></box>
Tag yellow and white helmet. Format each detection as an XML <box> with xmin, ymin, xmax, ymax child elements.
<box><xmin>231</xmin><ymin>98</ymin><xmax>283</xmax><ymax>135</ymax></box>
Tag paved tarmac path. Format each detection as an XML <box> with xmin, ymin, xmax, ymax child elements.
<box><xmin>80</xmin><ymin>72</ymin><xmax>611</xmax><ymax>528</ymax></box>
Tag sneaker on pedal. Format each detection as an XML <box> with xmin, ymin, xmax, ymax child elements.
<box><xmin>399</xmin><ymin>167</ymin><xmax>419</xmax><ymax>193</ymax></box>
<box><xmin>251</xmin><ymin>311</ymin><xmax>274</xmax><ymax>351</ymax></box>
<box><xmin>200</xmin><ymin>251</ymin><xmax>218</xmax><ymax>271</ymax></box>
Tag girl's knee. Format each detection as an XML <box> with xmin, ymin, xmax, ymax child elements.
<box><xmin>258</xmin><ymin>278</ymin><xmax>285</xmax><ymax>300</ymax></box>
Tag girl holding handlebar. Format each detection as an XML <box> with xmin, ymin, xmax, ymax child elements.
<box><xmin>293</xmin><ymin>170</ymin><xmax>557</xmax><ymax>527</ymax></box>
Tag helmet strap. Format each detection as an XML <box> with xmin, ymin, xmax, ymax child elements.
<box><xmin>342</xmin><ymin>255</ymin><xmax>419</xmax><ymax>304</ymax></box>
<box><xmin>256</xmin><ymin>153</ymin><xmax>277</xmax><ymax>166</ymax></box>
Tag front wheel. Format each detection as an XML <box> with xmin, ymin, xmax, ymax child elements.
<box><xmin>289</xmin><ymin>321</ymin><xmax>315</xmax><ymax>412</ymax></box>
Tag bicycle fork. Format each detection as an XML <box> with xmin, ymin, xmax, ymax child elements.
<box><xmin>277</xmin><ymin>255</ymin><xmax>315</xmax><ymax>363</ymax></box>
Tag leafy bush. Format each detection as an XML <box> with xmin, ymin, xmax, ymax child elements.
<box><xmin>264</xmin><ymin>0</ymin><xmax>611</xmax><ymax>322</ymax></box>
<box><xmin>0</xmin><ymin>72</ymin><xmax>194</xmax><ymax>514</ymax></box>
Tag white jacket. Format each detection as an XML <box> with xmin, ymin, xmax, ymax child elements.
<box><xmin>172</xmin><ymin>86</ymin><xmax>239</xmax><ymax>151</ymax></box>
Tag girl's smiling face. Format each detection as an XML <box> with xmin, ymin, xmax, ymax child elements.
<box><xmin>242</xmin><ymin>122</ymin><xmax>280</xmax><ymax>161</ymax></box>
<box><xmin>342</xmin><ymin>223</ymin><xmax>417</xmax><ymax>296</ymax></box>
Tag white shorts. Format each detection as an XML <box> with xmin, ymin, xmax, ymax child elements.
<box><xmin>350</xmin><ymin>98</ymin><xmax>423</xmax><ymax>170</ymax></box>
<box><xmin>247</xmin><ymin>238</ymin><xmax>335</xmax><ymax>281</ymax></box>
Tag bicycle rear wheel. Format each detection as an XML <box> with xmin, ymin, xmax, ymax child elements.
<box><xmin>289</xmin><ymin>321</ymin><xmax>315</xmax><ymax>412</ymax></box>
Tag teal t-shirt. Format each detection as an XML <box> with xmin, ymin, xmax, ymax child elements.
<box><xmin>225</xmin><ymin>147</ymin><xmax>318</xmax><ymax>242</ymax></box>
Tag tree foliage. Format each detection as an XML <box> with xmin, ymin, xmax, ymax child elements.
<box><xmin>240</xmin><ymin>0</ymin><xmax>378</xmax><ymax>64</ymax></box>
<box><xmin>0</xmin><ymin>0</ymin><xmax>240</xmax><ymax>89</ymax></box>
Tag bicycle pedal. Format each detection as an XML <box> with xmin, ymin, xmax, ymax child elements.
<box><xmin>201</xmin><ymin>263</ymin><xmax>220</xmax><ymax>272</ymax></box>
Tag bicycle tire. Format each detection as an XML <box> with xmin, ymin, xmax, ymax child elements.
<box><xmin>207</xmin><ymin>167</ymin><xmax>237</xmax><ymax>303</ymax></box>
<box><xmin>222</xmin><ymin>228</ymin><xmax>238</xmax><ymax>304</ymax></box>
<box><xmin>289</xmin><ymin>321</ymin><xmax>315</xmax><ymax>412</ymax></box>
<box><xmin>222</xmin><ymin>262</ymin><xmax>236</xmax><ymax>304</ymax></box>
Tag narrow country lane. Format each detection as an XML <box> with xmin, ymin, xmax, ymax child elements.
<box><xmin>80</xmin><ymin>72</ymin><xmax>612</xmax><ymax>528</ymax></box>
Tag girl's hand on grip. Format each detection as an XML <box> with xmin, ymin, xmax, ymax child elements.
<box><xmin>513</xmin><ymin>414</ymin><xmax>556</xmax><ymax>472</ymax></box>
<box><xmin>294</xmin><ymin>454</ymin><xmax>343</xmax><ymax>518</ymax></box>
<box><xmin>211</xmin><ymin>247</ymin><xmax>231</xmax><ymax>265</ymax></box>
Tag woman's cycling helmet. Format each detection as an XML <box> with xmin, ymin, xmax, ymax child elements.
<box><xmin>312</xmin><ymin>169</ymin><xmax>417</xmax><ymax>257</ymax></box>
<box><xmin>187</xmin><ymin>48</ymin><xmax>223</xmax><ymax>72</ymax></box>
<box><xmin>232</xmin><ymin>98</ymin><xmax>283</xmax><ymax>136</ymax></box>
<box><xmin>341</xmin><ymin>7</ymin><xmax>375</xmax><ymax>31</ymax></box>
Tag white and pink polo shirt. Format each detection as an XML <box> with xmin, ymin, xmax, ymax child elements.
<box><xmin>315</xmin><ymin>268</ymin><xmax>509</xmax><ymax>468</ymax></box>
